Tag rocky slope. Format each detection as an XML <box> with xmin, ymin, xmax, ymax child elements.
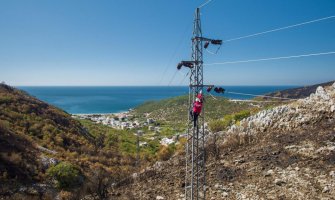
<box><xmin>113</xmin><ymin>83</ymin><xmax>335</xmax><ymax>200</ymax></box>
<box><xmin>228</xmin><ymin>84</ymin><xmax>335</xmax><ymax>136</ymax></box>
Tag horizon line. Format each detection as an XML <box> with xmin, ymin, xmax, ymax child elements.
<box><xmin>14</xmin><ymin>84</ymin><xmax>302</xmax><ymax>87</ymax></box>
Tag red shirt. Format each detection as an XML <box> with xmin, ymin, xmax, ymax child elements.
<box><xmin>193</xmin><ymin>101</ymin><xmax>203</xmax><ymax>114</ymax></box>
<box><xmin>197</xmin><ymin>93</ymin><xmax>203</xmax><ymax>101</ymax></box>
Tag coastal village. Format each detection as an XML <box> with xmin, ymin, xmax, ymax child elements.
<box><xmin>73</xmin><ymin>111</ymin><xmax>157</xmax><ymax>130</ymax></box>
<box><xmin>72</xmin><ymin>111</ymin><xmax>182</xmax><ymax>146</ymax></box>
<box><xmin>1</xmin><ymin>0</ymin><xmax>335</xmax><ymax>199</ymax></box>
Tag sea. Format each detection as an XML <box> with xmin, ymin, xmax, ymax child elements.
<box><xmin>18</xmin><ymin>86</ymin><xmax>298</xmax><ymax>114</ymax></box>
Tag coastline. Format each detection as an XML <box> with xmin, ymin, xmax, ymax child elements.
<box><xmin>71</xmin><ymin>111</ymin><xmax>129</xmax><ymax>116</ymax></box>
<box><xmin>19</xmin><ymin>85</ymin><xmax>299</xmax><ymax>114</ymax></box>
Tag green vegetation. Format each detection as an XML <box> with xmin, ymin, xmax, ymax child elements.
<box><xmin>132</xmin><ymin>95</ymin><xmax>274</xmax><ymax>135</ymax></box>
<box><xmin>47</xmin><ymin>162</ymin><xmax>84</xmax><ymax>189</ymax></box>
<box><xmin>157</xmin><ymin>144</ymin><xmax>175</xmax><ymax>161</ymax></box>
<box><xmin>0</xmin><ymin>83</ymin><xmax>281</xmax><ymax>198</ymax></box>
<box><xmin>78</xmin><ymin>119</ymin><xmax>160</xmax><ymax>161</ymax></box>
<box><xmin>0</xmin><ymin>84</ymin><xmax>136</xmax><ymax>197</ymax></box>
<box><xmin>208</xmin><ymin>110</ymin><xmax>252</xmax><ymax>132</ymax></box>
<box><xmin>133</xmin><ymin>95</ymin><xmax>254</xmax><ymax>127</ymax></box>
<box><xmin>233</xmin><ymin>110</ymin><xmax>251</xmax><ymax>121</ymax></box>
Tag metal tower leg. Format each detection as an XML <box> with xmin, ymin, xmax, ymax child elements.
<box><xmin>185</xmin><ymin>8</ymin><xmax>205</xmax><ymax>200</ymax></box>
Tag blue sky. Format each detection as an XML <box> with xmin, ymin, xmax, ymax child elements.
<box><xmin>1</xmin><ymin>0</ymin><xmax>335</xmax><ymax>86</ymax></box>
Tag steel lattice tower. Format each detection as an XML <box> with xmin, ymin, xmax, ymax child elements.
<box><xmin>185</xmin><ymin>8</ymin><xmax>206</xmax><ymax>200</ymax></box>
<box><xmin>180</xmin><ymin>7</ymin><xmax>222</xmax><ymax>200</ymax></box>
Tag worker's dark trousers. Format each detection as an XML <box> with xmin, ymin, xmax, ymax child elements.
<box><xmin>189</xmin><ymin>111</ymin><xmax>199</xmax><ymax>127</ymax></box>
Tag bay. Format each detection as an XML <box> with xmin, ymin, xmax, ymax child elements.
<box><xmin>18</xmin><ymin>86</ymin><xmax>297</xmax><ymax>114</ymax></box>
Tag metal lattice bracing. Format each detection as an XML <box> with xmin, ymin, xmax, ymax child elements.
<box><xmin>185</xmin><ymin>8</ymin><xmax>206</xmax><ymax>200</ymax></box>
<box><xmin>180</xmin><ymin>7</ymin><xmax>222</xmax><ymax>200</ymax></box>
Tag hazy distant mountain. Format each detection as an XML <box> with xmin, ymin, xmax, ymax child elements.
<box><xmin>262</xmin><ymin>80</ymin><xmax>335</xmax><ymax>99</ymax></box>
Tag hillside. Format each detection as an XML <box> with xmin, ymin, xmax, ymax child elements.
<box><xmin>2</xmin><ymin>83</ymin><xmax>334</xmax><ymax>199</ymax></box>
<box><xmin>132</xmin><ymin>95</ymin><xmax>283</xmax><ymax>137</ymax></box>
<box><xmin>132</xmin><ymin>95</ymin><xmax>275</xmax><ymax>126</ymax></box>
<box><xmin>0</xmin><ymin>84</ymin><xmax>139</xmax><ymax>199</ymax></box>
<box><xmin>261</xmin><ymin>80</ymin><xmax>335</xmax><ymax>99</ymax></box>
<box><xmin>113</xmin><ymin>84</ymin><xmax>335</xmax><ymax>199</ymax></box>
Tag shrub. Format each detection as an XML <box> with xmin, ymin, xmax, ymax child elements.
<box><xmin>175</xmin><ymin>137</ymin><xmax>187</xmax><ymax>155</ymax></box>
<box><xmin>47</xmin><ymin>162</ymin><xmax>84</xmax><ymax>189</ymax></box>
<box><xmin>8</xmin><ymin>152</ymin><xmax>22</xmax><ymax>164</ymax></box>
<box><xmin>104</xmin><ymin>133</ymin><xmax>118</xmax><ymax>148</ymax></box>
<box><xmin>42</xmin><ymin>124</ymin><xmax>57</xmax><ymax>135</ymax></box>
<box><xmin>28</xmin><ymin>122</ymin><xmax>43</xmax><ymax>137</ymax></box>
<box><xmin>209</xmin><ymin>110</ymin><xmax>251</xmax><ymax>132</ymax></box>
<box><xmin>157</xmin><ymin>145</ymin><xmax>174</xmax><ymax>161</ymax></box>
<box><xmin>0</xmin><ymin>120</ymin><xmax>10</xmax><ymax>131</ymax></box>
<box><xmin>209</xmin><ymin>120</ymin><xmax>225</xmax><ymax>133</ymax></box>
<box><xmin>233</xmin><ymin>110</ymin><xmax>251</xmax><ymax>122</ymax></box>
<box><xmin>0</xmin><ymin>96</ymin><xmax>13</xmax><ymax>104</ymax></box>
<box><xmin>208</xmin><ymin>115</ymin><xmax>233</xmax><ymax>132</ymax></box>
<box><xmin>221</xmin><ymin>132</ymin><xmax>254</xmax><ymax>150</ymax></box>
<box><xmin>86</xmin><ymin>164</ymin><xmax>114</xmax><ymax>199</ymax></box>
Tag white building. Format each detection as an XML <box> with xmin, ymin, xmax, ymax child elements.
<box><xmin>147</xmin><ymin>118</ymin><xmax>154</xmax><ymax>124</ymax></box>
<box><xmin>121</xmin><ymin>122</ymin><xmax>130</xmax><ymax>130</ymax></box>
<box><xmin>154</xmin><ymin>127</ymin><xmax>161</xmax><ymax>132</ymax></box>
<box><xmin>148</xmin><ymin>126</ymin><xmax>154</xmax><ymax>131</ymax></box>
<box><xmin>160</xmin><ymin>137</ymin><xmax>175</xmax><ymax>146</ymax></box>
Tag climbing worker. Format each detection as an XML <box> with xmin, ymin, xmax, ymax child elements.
<box><xmin>190</xmin><ymin>91</ymin><xmax>203</xmax><ymax>127</ymax></box>
<box><xmin>197</xmin><ymin>90</ymin><xmax>203</xmax><ymax>101</ymax></box>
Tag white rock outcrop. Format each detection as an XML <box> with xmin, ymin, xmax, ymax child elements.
<box><xmin>225</xmin><ymin>85</ymin><xmax>335</xmax><ymax>137</ymax></box>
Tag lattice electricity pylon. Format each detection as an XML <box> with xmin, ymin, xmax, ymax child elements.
<box><xmin>177</xmin><ymin>7</ymin><xmax>222</xmax><ymax>200</ymax></box>
<box><xmin>186</xmin><ymin>7</ymin><xmax>205</xmax><ymax>200</ymax></box>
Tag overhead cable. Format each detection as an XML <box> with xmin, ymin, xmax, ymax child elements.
<box><xmin>225</xmin><ymin>91</ymin><xmax>297</xmax><ymax>100</ymax></box>
<box><xmin>205</xmin><ymin>51</ymin><xmax>335</xmax><ymax>65</ymax></box>
<box><xmin>178</xmin><ymin>71</ymin><xmax>189</xmax><ymax>86</ymax></box>
<box><xmin>167</xmin><ymin>70</ymin><xmax>179</xmax><ymax>86</ymax></box>
<box><xmin>225</xmin><ymin>15</ymin><xmax>335</xmax><ymax>42</ymax></box>
<box><xmin>158</xmin><ymin>23</ymin><xmax>192</xmax><ymax>85</ymax></box>
<box><xmin>228</xmin><ymin>99</ymin><xmax>292</xmax><ymax>103</ymax></box>
<box><xmin>198</xmin><ymin>0</ymin><xmax>214</xmax><ymax>8</ymax></box>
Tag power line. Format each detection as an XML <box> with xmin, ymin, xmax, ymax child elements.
<box><xmin>205</xmin><ymin>91</ymin><xmax>297</xmax><ymax>101</ymax></box>
<box><xmin>167</xmin><ymin>67</ymin><xmax>191</xmax><ymax>86</ymax></box>
<box><xmin>227</xmin><ymin>99</ymin><xmax>293</xmax><ymax>103</ymax></box>
<box><xmin>225</xmin><ymin>91</ymin><xmax>297</xmax><ymax>100</ymax></box>
<box><xmin>205</xmin><ymin>48</ymin><xmax>217</xmax><ymax>55</ymax></box>
<box><xmin>167</xmin><ymin>70</ymin><xmax>179</xmax><ymax>86</ymax></box>
<box><xmin>205</xmin><ymin>44</ymin><xmax>222</xmax><ymax>55</ymax></box>
<box><xmin>225</xmin><ymin>15</ymin><xmax>335</xmax><ymax>42</ymax></box>
<box><xmin>157</xmin><ymin>23</ymin><xmax>192</xmax><ymax>85</ymax></box>
<box><xmin>205</xmin><ymin>51</ymin><xmax>335</xmax><ymax>65</ymax></box>
<box><xmin>198</xmin><ymin>0</ymin><xmax>214</xmax><ymax>8</ymax></box>
<box><xmin>177</xmin><ymin>70</ymin><xmax>189</xmax><ymax>86</ymax></box>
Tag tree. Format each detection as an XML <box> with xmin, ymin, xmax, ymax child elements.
<box><xmin>157</xmin><ymin>145</ymin><xmax>174</xmax><ymax>161</ymax></box>
<box><xmin>47</xmin><ymin>162</ymin><xmax>84</xmax><ymax>189</ymax></box>
<box><xmin>87</xmin><ymin>165</ymin><xmax>117</xmax><ymax>200</ymax></box>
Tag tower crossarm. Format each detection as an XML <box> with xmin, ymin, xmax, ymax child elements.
<box><xmin>189</xmin><ymin>84</ymin><xmax>214</xmax><ymax>88</ymax></box>
<box><xmin>192</xmin><ymin>36</ymin><xmax>222</xmax><ymax>45</ymax></box>
<box><xmin>177</xmin><ymin>61</ymin><xmax>203</xmax><ymax>70</ymax></box>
